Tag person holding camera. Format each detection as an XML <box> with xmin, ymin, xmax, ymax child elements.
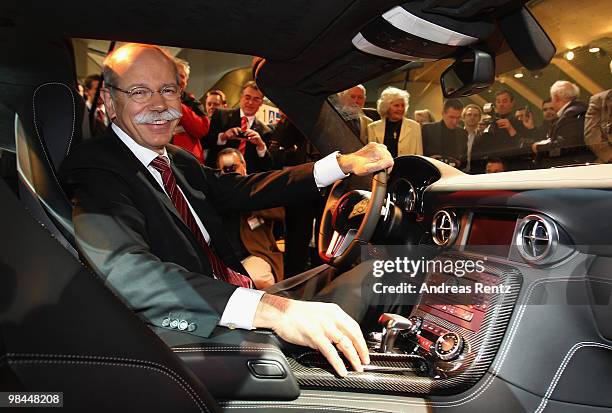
<box><xmin>471</xmin><ymin>89</ymin><xmax>535</xmax><ymax>172</ymax></box>
<box><xmin>203</xmin><ymin>81</ymin><xmax>273</xmax><ymax>172</ymax></box>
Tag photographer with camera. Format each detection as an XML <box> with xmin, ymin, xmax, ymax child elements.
<box><xmin>203</xmin><ymin>81</ymin><xmax>273</xmax><ymax>172</ymax></box>
<box><xmin>471</xmin><ymin>89</ymin><xmax>535</xmax><ymax>172</ymax></box>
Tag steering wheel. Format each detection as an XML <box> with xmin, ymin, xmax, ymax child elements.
<box><xmin>318</xmin><ymin>170</ymin><xmax>388</xmax><ymax>270</ymax></box>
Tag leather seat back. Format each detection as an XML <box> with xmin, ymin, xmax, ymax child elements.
<box><xmin>0</xmin><ymin>171</ymin><xmax>219</xmax><ymax>412</ymax></box>
<box><xmin>15</xmin><ymin>82</ymin><xmax>84</xmax><ymax>254</ymax></box>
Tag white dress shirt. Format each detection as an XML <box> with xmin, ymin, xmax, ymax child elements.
<box><xmin>112</xmin><ymin>123</ymin><xmax>348</xmax><ymax>330</ymax></box>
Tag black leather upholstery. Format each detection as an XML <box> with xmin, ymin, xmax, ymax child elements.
<box><xmin>15</xmin><ymin>82</ymin><xmax>83</xmax><ymax>254</ymax></box>
<box><xmin>0</xmin><ymin>170</ymin><xmax>220</xmax><ymax>412</ymax></box>
<box><xmin>169</xmin><ymin>329</ymin><xmax>300</xmax><ymax>400</ymax></box>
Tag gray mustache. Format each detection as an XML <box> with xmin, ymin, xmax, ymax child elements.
<box><xmin>134</xmin><ymin>108</ymin><xmax>182</xmax><ymax>124</ymax></box>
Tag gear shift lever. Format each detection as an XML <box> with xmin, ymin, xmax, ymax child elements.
<box><xmin>378</xmin><ymin>313</ymin><xmax>419</xmax><ymax>353</ymax></box>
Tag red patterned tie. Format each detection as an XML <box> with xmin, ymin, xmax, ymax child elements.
<box><xmin>150</xmin><ymin>156</ymin><xmax>253</xmax><ymax>288</ymax></box>
<box><xmin>238</xmin><ymin>116</ymin><xmax>248</xmax><ymax>155</ymax></box>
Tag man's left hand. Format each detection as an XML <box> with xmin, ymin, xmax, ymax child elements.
<box><xmin>244</xmin><ymin>129</ymin><xmax>266</xmax><ymax>152</ymax></box>
<box><xmin>337</xmin><ymin>142</ymin><xmax>394</xmax><ymax>176</ymax></box>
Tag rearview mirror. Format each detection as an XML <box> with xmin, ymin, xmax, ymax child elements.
<box><xmin>440</xmin><ymin>49</ymin><xmax>495</xmax><ymax>98</ymax></box>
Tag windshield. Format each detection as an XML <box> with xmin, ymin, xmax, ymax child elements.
<box><xmin>330</xmin><ymin>4</ymin><xmax>611</xmax><ymax>174</ymax></box>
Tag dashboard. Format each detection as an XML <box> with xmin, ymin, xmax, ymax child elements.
<box><xmin>285</xmin><ymin>156</ymin><xmax>612</xmax><ymax>410</ymax></box>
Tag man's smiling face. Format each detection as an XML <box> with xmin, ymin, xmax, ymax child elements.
<box><xmin>102</xmin><ymin>47</ymin><xmax>182</xmax><ymax>154</ymax></box>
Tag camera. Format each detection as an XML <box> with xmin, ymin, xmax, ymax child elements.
<box><xmin>236</xmin><ymin>130</ymin><xmax>247</xmax><ymax>138</ymax></box>
<box><xmin>222</xmin><ymin>164</ymin><xmax>239</xmax><ymax>174</ymax></box>
<box><xmin>481</xmin><ymin>103</ymin><xmax>498</xmax><ymax>125</ymax></box>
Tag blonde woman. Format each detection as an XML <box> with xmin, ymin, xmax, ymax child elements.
<box><xmin>367</xmin><ymin>87</ymin><xmax>422</xmax><ymax>157</ymax></box>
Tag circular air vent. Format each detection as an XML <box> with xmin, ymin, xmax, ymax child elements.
<box><xmin>431</xmin><ymin>210</ymin><xmax>459</xmax><ymax>246</ymax></box>
<box><xmin>516</xmin><ymin>214</ymin><xmax>559</xmax><ymax>263</ymax></box>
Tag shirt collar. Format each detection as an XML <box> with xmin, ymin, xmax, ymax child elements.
<box><xmin>240</xmin><ymin>109</ymin><xmax>256</xmax><ymax>126</ymax></box>
<box><xmin>112</xmin><ymin>123</ymin><xmax>168</xmax><ymax>168</ymax></box>
<box><xmin>557</xmin><ymin>100</ymin><xmax>571</xmax><ymax>117</ymax></box>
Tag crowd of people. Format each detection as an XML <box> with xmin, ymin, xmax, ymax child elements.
<box><xmin>77</xmin><ymin>53</ymin><xmax>612</xmax><ymax>288</ymax></box>
<box><xmin>340</xmin><ymin>67</ymin><xmax>611</xmax><ymax>174</ymax></box>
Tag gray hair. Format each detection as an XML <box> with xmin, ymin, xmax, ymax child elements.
<box><xmin>340</xmin><ymin>84</ymin><xmax>366</xmax><ymax>98</ymax></box>
<box><xmin>174</xmin><ymin>57</ymin><xmax>191</xmax><ymax>80</ymax></box>
<box><xmin>102</xmin><ymin>43</ymin><xmax>179</xmax><ymax>93</ymax></box>
<box><xmin>414</xmin><ymin>109</ymin><xmax>435</xmax><ymax>122</ymax></box>
<box><xmin>550</xmin><ymin>80</ymin><xmax>580</xmax><ymax>102</ymax></box>
<box><xmin>376</xmin><ymin>87</ymin><xmax>410</xmax><ymax>119</ymax></box>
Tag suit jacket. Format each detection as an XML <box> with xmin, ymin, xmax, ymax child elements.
<box><xmin>584</xmin><ymin>90</ymin><xmax>612</xmax><ymax>163</ymax></box>
<box><xmin>471</xmin><ymin>115</ymin><xmax>533</xmax><ymax>171</ymax></box>
<box><xmin>421</xmin><ymin>120</ymin><xmax>468</xmax><ymax>167</ymax></box>
<box><xmin>535</xmin><ymin>100</ymin><xmax>593</xmax><ymax>168</ymax></box>
<box><xmin>366</xmin><ymin>117</ymin><xmax>423</xmax><ymax>156</ymax></box>
<box><xmin>203</xmin><ymin>107</ymin><xmax>273</xmax><ymax>172</ymax></box>
<box><xmin>358</xmin><ymin>114</ymin><xmax>373</xmax><ymax>146</ymax></box>
<box><xmin>59</xmin><ymin>129</ymin><xmax>319</xmax><ymax>338</ymax></box>
<box><xmin>240</xmin><ymin>207</ymin><xmax>285</xmax><ymax>282</ymax></box>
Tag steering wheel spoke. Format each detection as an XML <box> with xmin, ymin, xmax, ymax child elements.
<box><xmin>318</xmin><ymin>171</ymin><xmax>388</xmax><ymax>270</ymax></box>
<box><xmin>324</xmin><ymin>229</ymin><xmax>358</xmax><ymax>259</ymax></box>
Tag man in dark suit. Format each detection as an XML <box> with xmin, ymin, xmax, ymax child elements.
<box><xmin>471</xmin><ymin>89</ymin><xmax>535</xmax><ymax>171</ymax></box>
<box><xmin>203</xmin><ymin>81</ymin><xmax>273</xmax><ymax>172</ymax></box>
<box><xmin>532</xmin><ymin>80</ymin><xmax>593</xmax><ymax>168</ymax></box>
<box><xmin>422</xmin><ymin>99</ymin><xmax>467</xmax><ymax>169</ymax></box>
<box><xmin>59</xmin><ymin>43</ymin><xmax>394</xmax><ymax>377</ymax></box>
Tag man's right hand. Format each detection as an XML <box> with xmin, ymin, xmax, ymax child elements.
<box><xmin>496</xmin><ymin>118</ymin><xmax>517</xmax><ymax>137</ymax></box>
<box><xmin>220</xmin><ymin>127</ymin><xmax>243</xmax><ymax>143</ymax></box>
<box><xmin>253</xmin><ymin>294</ymin><xmax>370</xmax><ymax>377</ymax></box>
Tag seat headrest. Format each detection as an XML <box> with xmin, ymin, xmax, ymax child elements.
<box><xmin>32</xmin><ymin>82</ymin><xmax>82</xmax><ymax>171</ymax></box>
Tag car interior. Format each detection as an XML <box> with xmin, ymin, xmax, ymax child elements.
<box><xmin>1</xmin><ymin>1</ymin><xmax>612</xmax><ymax>412</ymax></box>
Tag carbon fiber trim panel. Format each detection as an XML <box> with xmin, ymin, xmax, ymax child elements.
<box><xmin>287</xmin><ymin>257</ymin><xmax>522</xmax><ymax>395</ymax></box>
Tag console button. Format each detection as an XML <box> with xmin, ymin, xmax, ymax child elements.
<box><xmin>247</xmin><ymin>360</ymin><xmax>287</xmax><ymax>379</ymax></box>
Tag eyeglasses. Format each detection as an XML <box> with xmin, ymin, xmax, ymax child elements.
<box><xmin>106</xmin><ymin>84</ymin><xmax>181</xmax><ymax>103</ymax></box>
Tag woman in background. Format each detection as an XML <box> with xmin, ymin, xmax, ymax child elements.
<box><xmin>367</xmin><ymin>87</ymin><xmax>422</xmax><ymax>158</ymax></box>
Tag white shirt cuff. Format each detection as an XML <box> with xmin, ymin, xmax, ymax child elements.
<box><xmin>313</xmin><ymin>151</ymin><xmax>349</xmax><ymax>188</ymax></box>
<box><xmin>218</xmin><ymin>288</ymin><xmax>265</xmax><ymax>330</ymax></box>
<box><xmin>217</xmin><ymin>133</ymin><xmax>227</xmax><ymax>145</ymax></box>
<box><xmin>256</xmin><ymin>146</ymin><xmax>267</xmax><ymax>157</ymax></box>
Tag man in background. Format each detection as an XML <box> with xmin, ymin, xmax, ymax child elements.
<box><xmin>584</xmin><ymin>60</ymin><xmax>612</xmax><ymax>163</ymax></box>
<box><xmin>462</xmin><ymin>103</ymin><xmax>481</xmax><ymax>173</ymax></box>
<box><xmin>422</xmin><ymin>99</ymin><xmax>467</xmax><ymax>169</ymax></box>
<box><xmin>204</xmin><ymin>89</ymin><xmax>227</xmax><ymax>119</ymax></box>
<box><xmin>485</xmin><ymin>158</ymin><xmax>506</xmax><ymax>173</ymax></box>
<box><xmin>472</xmin><ymin>89</ymin><xmax>534</xmax><ymax>170</ymax></box>
<box><xmin>217</xmin><ymin>148</ymin><xmax>284</xmax><ymax>289</ymax></box>
<box><xmin>532</xmin><ymin>80</ymin><xmax>591</xmax><ymax>168</ymax></box>
<box><xmin>83</xmin><ymin>74</ymin><xmax>109</xmax><ymax>135</ymax></box>
<box><xmin>203</xmin><ymin>81</ymin><xmax>273</xmax><ymax>172</ymax></box>
<box><xmin>339</xmin><ymin>85</ymin><xmax>372</xmax><ymax>145</ymax></box>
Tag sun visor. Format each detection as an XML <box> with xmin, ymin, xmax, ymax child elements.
<box><xmin>352</xmin><ymin>2</ymin><xmax>495</xmax><ymax>62</ymax></box>
<box><xmin>498</xmin><ymin>6</ymin><xmax>556</xmax><ymax>70</ymax></box>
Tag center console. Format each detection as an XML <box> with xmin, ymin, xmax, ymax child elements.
<box><xmin>287</xmin><ymin>256</ymin><xmax>522</xmax><ymax>395</ymax></box>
